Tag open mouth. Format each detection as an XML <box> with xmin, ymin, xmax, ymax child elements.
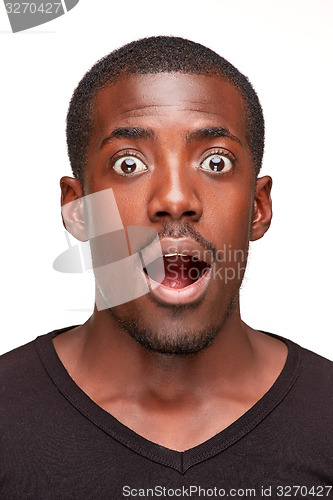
<box><xmin>144</xmin><ymin>253</ymin><xmax>211</xmax><ymax>289</ymax></box>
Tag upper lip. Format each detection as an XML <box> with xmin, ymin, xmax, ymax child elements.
<box><xmin>159</xmin><ymin>238</ymin><xmax>212</xmax><ymax>266</ymax></box>
<box><xmin>139</xmin><ymin>236</ymin><xmax>212</xmax><ymax>271</ymax></box>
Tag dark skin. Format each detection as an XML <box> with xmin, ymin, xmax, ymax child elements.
<box><xmin>56</xmin><ymin>73</ymin><xmax>287</xmax><ymax>452</ymax></box>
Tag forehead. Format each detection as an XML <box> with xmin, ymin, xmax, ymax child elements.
<box><xmin>89</xmin><ymin>73</ymin><xmax>248</xmax><ymax>150</ymax></box>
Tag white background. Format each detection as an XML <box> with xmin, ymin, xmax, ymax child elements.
<box><xmin>0</xmin><ymin>0</ymin><xmax>332</xmax><ymax>358</ymax></box>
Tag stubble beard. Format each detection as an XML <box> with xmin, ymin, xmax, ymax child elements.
<box><xmin>107</xmin><ymin>290</ymin><xmax>239</xmax><ymax>356</ymax></box>
<box><xmin>104</xmin><ymin>220</ymin><xmax>248</xmax><ymax>356</ymax></box>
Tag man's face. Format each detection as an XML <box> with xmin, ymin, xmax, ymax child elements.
<box><xmin>84</xmin><ymin>73</ymin><xmax>262</xmax><ymax>354</ymax></box>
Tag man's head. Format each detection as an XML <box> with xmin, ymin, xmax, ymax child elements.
<box><xmin>61</xmin><ymin>37</ymin><xmax>272</xmax><ymax>356</ymax></box>
<box><xmin>66</xmin><ymin>36</ymin><xmax>264</xmax><ymax>186</ymax></box>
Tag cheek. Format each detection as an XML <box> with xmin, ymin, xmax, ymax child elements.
<box><xmin>85</xmin><ymin>170</ymin><xmax>150</xmax><ymax>226</ymax></box>
<box><xmin>204</xmin><ymin>185</ymin><xmax>254</xmax><ymax>248</ymax></box>
<box><xmin>115</xmin><ymin>186</ymin><xmax>150</xmax><ymax>227</ymax></box>
<box><xmin>204</xmin><ymin>189</ymin><xmax>253</xmax><ymax>296</ymax></box>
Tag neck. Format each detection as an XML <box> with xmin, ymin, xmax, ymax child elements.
<box><xmin>54</xmin><ymin>297</ymin><xmax>263</xmax><ymax>403</ymax></box>
<box><xmin>53</xmin><ymin>297</ymin><xmax>288</xmax><ymax>451</ymax></box>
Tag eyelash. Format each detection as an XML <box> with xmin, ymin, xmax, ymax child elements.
<box><xmin>109</xmin><ymin>148</ymin><xmax>236</xmax><ymax>174</ymax></box>
<box><xmin>110</xmin><ymin>150</ymin><xmax>145</xmax><ymax>166</ymax></box>
<box><xmin>201</xmin><ymin>148</ymin><xmax>235</xmax><ymax>163</ymax></box>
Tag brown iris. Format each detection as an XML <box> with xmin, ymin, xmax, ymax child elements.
<box><xmin>121</xmin><ymin>158</ymin><xmax>137</xmax><ymax>174</ymax></box>
<box><xmin>209</xmin><ymin>156</ymin><xmax>225</xmax><ymax>172</ymax></box>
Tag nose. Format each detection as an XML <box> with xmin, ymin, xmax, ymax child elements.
<box><xmin>147</xmin><ymin>162</ymin><xmax>203</xmax><ymax>223</ymax></box>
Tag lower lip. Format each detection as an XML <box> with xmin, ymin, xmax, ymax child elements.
<box><xmin>144</xmin><ymin>268</ymin><xmax>212</xmax><ymax>305</ymax></box>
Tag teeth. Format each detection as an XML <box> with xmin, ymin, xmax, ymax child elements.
<box><xmin>164</xmin><ymin>253</ymin><xmax>187</xmax><ymax>257</ymax></box>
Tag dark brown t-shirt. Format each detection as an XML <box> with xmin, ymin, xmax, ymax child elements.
<box><xmin>0</xmin><ymin>327</ymin><xmax>332</xmax><ymax>499</ymax></box>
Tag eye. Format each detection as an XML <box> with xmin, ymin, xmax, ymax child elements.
<box><xmin>112</xmin><ymin>155</ymin><xmax>147</xmax><ymax>176</ymax></box>
<box><xmin>200</xmin><ymin>153</ymin><xmax>233</xmax><ymax>173</ymax></box>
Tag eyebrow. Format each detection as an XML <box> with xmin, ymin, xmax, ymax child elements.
<box><xmin>186</xmin><ymin>127</ymin><xmax>242</xmax><ymax>145</ymax></box>
<box><xmin>100</xmin><ymin>127</ymin><xmax>155</xmax><ymax>148</ymax></box>
<box><xmin>100</xmin><ymin>125</ymin><xmax>241</xmax><ymax>149</ymax></box>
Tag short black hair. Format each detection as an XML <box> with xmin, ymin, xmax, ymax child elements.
<box><xmin>66</xmin><ymin>36</ymin><xmax>264</xmax><ymax>184</ymax></box>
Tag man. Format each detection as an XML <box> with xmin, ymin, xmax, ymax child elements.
<box><xmin>1</xmin><ymin>36</ymin><xmax>332</xmax><ymax>498</ymax></box>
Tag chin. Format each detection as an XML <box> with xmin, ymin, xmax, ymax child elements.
<box><xmin>107</xmin><ymin>291</ymin><xmax>237</xmax><ymax>356</ymax></box>
<box><xmin>109</xmin><ymin>310</ymin><xmax>220</xmax><ymax>355</ymax></box>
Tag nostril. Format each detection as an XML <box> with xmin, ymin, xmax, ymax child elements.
<box><xmin>156</xmin><ymin>210</ymin><xmax>197</xmax><ymax>218</ymax></box>
<box><xmin>148</xmin><ymin>187</ymin><xmax>203</xmax><ymax>223</ymax></box>
<box><xmin>156</xmin><ymin>211</ymin><xmax>170</xmax><ymax>217</ymax></box>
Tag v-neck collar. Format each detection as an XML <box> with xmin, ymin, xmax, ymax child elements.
<box><xmin>35</xmin><ymin>326</ymin><xmax>302</xmax><ymax>474</ymax></box>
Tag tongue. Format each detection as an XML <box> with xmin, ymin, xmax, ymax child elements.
<box><xmin>145</xmin><ymin>255</ymin><xmax>207</xmax><ymax>289</ymax></box>
<box><xmin>162</xmin><ymin>255</ymin><xmax>197</xmax><ymax>289</ymax></box>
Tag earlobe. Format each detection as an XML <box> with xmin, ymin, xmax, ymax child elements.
<box><xmin>250</xmin><ymin>176</ymin><xmax>273</xmax><ymax>242</ymax></box>
<box><xmin>60</xmin><ymin>176</ymin><xmax>87</xmax><ymax>242</ymax></box>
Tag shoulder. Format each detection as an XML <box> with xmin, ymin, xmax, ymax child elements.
<box><xmin>261</xmin><ymin>332</ymin><xmax>333</xmax><ymax>419</ymax></box>
<box><xmin>0</xmin><ymin>326</ymin><xmax>77</xmax><ymax>379</ymax></box>
<box><xmin>0</xmin><ymin>327</ymin><xmax>74</xmax><ymax>417</ymax></box>
<box><xmin>0</xmin><ymin>338</ymin><xmax>49</xmax><ymax>427</ymax></box>
<box><xmin>264</xmin><ymin>330</ymin><xmax>333</xmax><ymax>383</ymax></box>
<box><xmin>296</xmin><ymin>341</ymin><xmax>333</xmax><ymax>379</ymax></box>
<box><xmin>278</xmin><ymin>337</ymin><xmax>333</xmax><ymax>431</ymax></box>
<box><xmin>0</xmin><ymin>338</ymin><xmax>40</xmax><ymax>382</ymax></box>
<box><xmin>296</xmin><ymin>344</ymin><xmax>333</xmax><ymax>397</ymax></box>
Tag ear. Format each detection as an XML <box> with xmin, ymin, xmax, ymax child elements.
<box><xmin>60</xmin><ymin>176</ymin><xmax>87</xmax><ymax>242</ymax></box>
<box><xmin>250</xmin><ymin>176</ymin><xmax>273</xmax><ymax>241</ymax></box>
